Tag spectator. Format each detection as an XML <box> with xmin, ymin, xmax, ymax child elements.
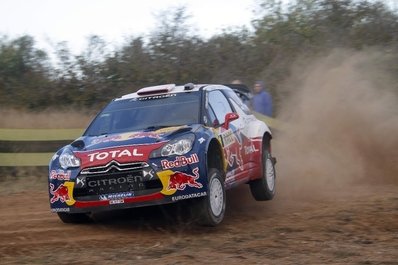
<box><xmin>251</xmin><ymin>81</ymin><xmax>273</xmax><ymax>116</ymax></box>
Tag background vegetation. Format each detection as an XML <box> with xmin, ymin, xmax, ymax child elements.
<box><xmin>0</xmin><ymin>0</ymin><xmax>397</xmax><ymax>113</ymax></box>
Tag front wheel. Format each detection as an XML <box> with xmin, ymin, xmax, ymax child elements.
<box><xmin>249</xmin><ymin>139</ymin><xmax>276</xmax><ymax>201</ymax></box>
<box><xmin>193</xmin><ymin>168</ymin><xmax>226</xmax><ymax>226</ymax></box>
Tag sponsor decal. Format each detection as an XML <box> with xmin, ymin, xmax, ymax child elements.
<box><xmin>130</xmin><ymin>132</ymin><xmax>159</xmax><ymax>139</ymax></box>
<box><xmin>49</xmin><ymin>182</ymin><xmax>76</xmax><ymax>206</ymax></box>
<box><xmin>51</xmin><ymin>207</ymin><xmax>70</xmax><ymax>213</ymax></box>
<box><xmin>168</xmin><ymin>167</ymin><xmax>202</xmax><ymax>190</ymax></box>
<box><xmin>109</xmin><ymin>199</ymin><xmax>124</xmax><ymax>205</ymax></box>
<box><xmin>244</xmin><ymin>144</ymin><xmax>259</xmax><ymax>155</ymax></box>
<box><xmin>219</xmin><ymin>127</ymin><xmax>244</xmax><ymax>171</ymax></box>
<box><xmin>220</xmin><ymin>129</ymin><xmax>236</xmax><ymax>147</ymax></box>
<box><xmin>198</xmin><ymin>137</ymin><xmax>205</xmax><ymax>144</ymax></box>
<box><xmin>172</xmin><ymin>192</ymin><xmax>207</xmax><ymax>202</ymax></box>
<box><xmin>90</xmin><ymin>132</ymin><xmax>159</xmax><ymax>145</ymax></box>
<box><xmin>50</xmin><ymin>169</ymin><xmax>71</xmax><ymax>180</ymax></box>
<box><xmin>88</xmin><ymin>175</ymin><xmax>143</xmax><ymax>188</ymax></box>
<box><xmin>161</xmin><ymin>154</ymin><xmax>199</xmax><ymax>170</ymax></box>
<box><xmin>76</xmin><ymin>143</ymin><xmax>164</xmax><ymax>168</ymax></box>
<box><xmin>99</xmin><ymin>192</ymin><xmax>134</xmax><ymax>201</ymax></box>
<box><xmin>87</xmin><ymin>148</ymin><xmax>143</xmax><ymax>162</ymax></box>
<box><xmin>51</xmin><ymin>154</ymin><xmax>59</xmax><ymax>161</ymax></box>
<box><xmin>225</xmin><ymin>145</ymin><xmax>243</xmax><ymax>170</ymax></box>
<box><xmin>137</xmin><ymin>93</ymin><xmax>176</xmax><ymax>101</ymax></box>
<box><xmin>157</xmin><ymin>167</ymin><xmax>203</xmax><ymax>196</ymax></box>
<box><xmin>91</xmin><ymin>135</ymin><xmax>123</xmax><ymax>145</ymax></box>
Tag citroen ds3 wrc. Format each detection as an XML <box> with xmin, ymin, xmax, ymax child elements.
<box><xmin>48</xmin><ymin>83</ymin><xmax>276</xmax><ymax>226</ymax></box>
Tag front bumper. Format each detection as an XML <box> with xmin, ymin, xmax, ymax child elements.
<box><xmin>49</xmin><ymin>157</ymin><xmax>207</xmax><ymax>214</ymax></box>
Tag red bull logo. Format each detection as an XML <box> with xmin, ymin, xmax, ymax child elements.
<box><xmin>167</xmin><ymin>167</ymin><xmax>202</xmax><ymax>190</ymax></box>
<box><xmin>49</xmin><ymin>183</ymin><xmax>70</xmax><ymax>203</ymax></box>
<box><xmin>49</xmin><ymin>182</ymin><xmax>76</xmax><ymax>206</ymax></box>
<box><xmin>219</xmin><ymin>128</ymin><xmax>244</xmax><ymax>171</ymax></box>
<box><xmin>49</xmin><ymin>169</ymin><xmax>71</xmax><ymax>180</ymax></box>
<box><xmin>161</xmin><ymin>154</ymin><xmax>199</xmax><ymax>169</ymax></box>
<box><xmin>225</xmin><ymin>145</ymin><xmax>243</xmax><ymax>170</ymax></box>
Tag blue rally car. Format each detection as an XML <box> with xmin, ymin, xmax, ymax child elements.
<box><xmin>49</xmin><ymin>83</ymin><xmax>276</xmax><ymax>226</ymax></box>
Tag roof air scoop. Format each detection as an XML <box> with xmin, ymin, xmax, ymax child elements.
<box><xmin>137</xmin><ymin>84</ymin><xmax>175</xmax><ymax>96</ymax></box>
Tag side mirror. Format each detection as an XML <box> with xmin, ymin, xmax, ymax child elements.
<box><xmin>222</xmin><ymin>112</ymin><xmax>239</xmax><ymax>129</ymax></box>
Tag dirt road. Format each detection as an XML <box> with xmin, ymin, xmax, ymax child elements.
<box><xmin>0</xmin><ymin>175</ymin><xmax>397</xmax><ymax>265</ymax></box>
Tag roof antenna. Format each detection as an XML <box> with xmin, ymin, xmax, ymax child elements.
<box><xmin>184</xmin><ymin>83</ymin><xmax>195</xmax><ymax>90</ymax></box>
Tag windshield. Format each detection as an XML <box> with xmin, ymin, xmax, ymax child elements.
<box><xmin>85</xmin><ymin>92</ymin><xmax>201</xmax><ymax>136</ymax></box>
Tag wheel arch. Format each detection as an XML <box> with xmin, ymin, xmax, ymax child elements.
<box><xmin>263</xmin><ymin>132</ymin><xmax>272</xmax><ymax>149</ymax></box>
<box><xmin>206</xmin><ymin>138</ymin><xmax>226</xmax><ymax>180</ymax></box>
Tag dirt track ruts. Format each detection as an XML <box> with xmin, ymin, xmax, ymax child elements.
<box><xmin>0</xmin><ymin>178</ymin><xmax>397</xmax><ymax>265</ymax></box>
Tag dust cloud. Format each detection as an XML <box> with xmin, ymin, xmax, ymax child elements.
<box><xmin>274</xmin><ymin>49</ymin><xmax>398</xmax><ymax>198</ymax></box>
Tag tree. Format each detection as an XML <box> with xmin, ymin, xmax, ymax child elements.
<box><xmin>0</xmin><ymin>35</ymin><xmax>52</xmax><ymax>109</ymax></box>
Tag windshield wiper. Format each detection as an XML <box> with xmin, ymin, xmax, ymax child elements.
<box><xmin>86</xmin><ymin>132</ymin><xmax>108</xmax><ymax>137</ymax></box>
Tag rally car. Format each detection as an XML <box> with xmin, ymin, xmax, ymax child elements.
<box><xmin>48</xmin><ymin>83</ymin><xmax>276</xmax><ymax>226</ymax></box>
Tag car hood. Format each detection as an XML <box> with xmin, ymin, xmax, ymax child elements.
<box><xmin>71</xmin><ymin>125</ymin><xmax>199</xmax><ymax>152</ymax></box>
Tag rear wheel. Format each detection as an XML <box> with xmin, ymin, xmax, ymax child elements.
<box><xmin>57</xmin><ymin>212</ymin><xmax>92</xmax><ymax>223</ymax></box>
<box><xmin>249</xmin><ymin>139</ymin><xmax>276</xmax><ymax>201</ymax></box>
<box><xmin>194</xmin><ymin>168</ymin><xmax>226</xmax><ymax>226</ymax></box>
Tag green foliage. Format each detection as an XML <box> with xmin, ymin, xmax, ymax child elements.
<box><xmin>0</xmin><ymin>36</ymin><xmax>52</xmax><ymax>109</ymax></box>
<box><xmin>0</xmin><ymin>0</ymin><xmax>397</xmax><ymax>111</ymax></box>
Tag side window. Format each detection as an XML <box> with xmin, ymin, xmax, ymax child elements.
<box><xmin>206</xmin><ymin>105</ymin><xmax>218</xmax><ymax>126</ymax></box>
<box><xmin>225</xmin><ymin>89</ymin><xmax>252</xmax><ymax>115</ymax></box>
<box><xmin>208</xmin><ymin>90</ymin><xmax>233</xmax><ymax>125</ymax></box>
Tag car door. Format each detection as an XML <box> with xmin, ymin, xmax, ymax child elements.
<box><xmin>206</xmin><ymin>90</ymin><xmax>246</xmax><ymax>185</ymax></box>
<box><xmin>224</xmin><ymin>89</ymin><xmax>260</xmax><ymax>168</ymax></box>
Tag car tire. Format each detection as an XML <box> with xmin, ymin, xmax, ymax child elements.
<box><xmin>57</xmin><ymin>212</ymin><xmax>92</xmax><ymax>223</ymax></box>
<box><xmin>249</xmin><ymin>139</ymin><xmax>276</xmax><ymax>201</ymax></box>
<box><xmin>194</xmin><ymin>168</ymin><xmax>226</xmax><ymax>226</ymax></box>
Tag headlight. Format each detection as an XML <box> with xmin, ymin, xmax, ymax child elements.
<box><xmin>59</xmin><ymin>148</ymin><xmax>81</xmax><ymax>169</ymax></box>
<box><xmin>150</xmin><ymin>134</ymin><xmax>195</xmax><ymax>158</ymax></box>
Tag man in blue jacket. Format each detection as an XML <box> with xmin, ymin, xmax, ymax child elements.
<box><xmin>251</xmin><ymin>81</ymin><xmax>273</xmax><ymax>117</ymax></box>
